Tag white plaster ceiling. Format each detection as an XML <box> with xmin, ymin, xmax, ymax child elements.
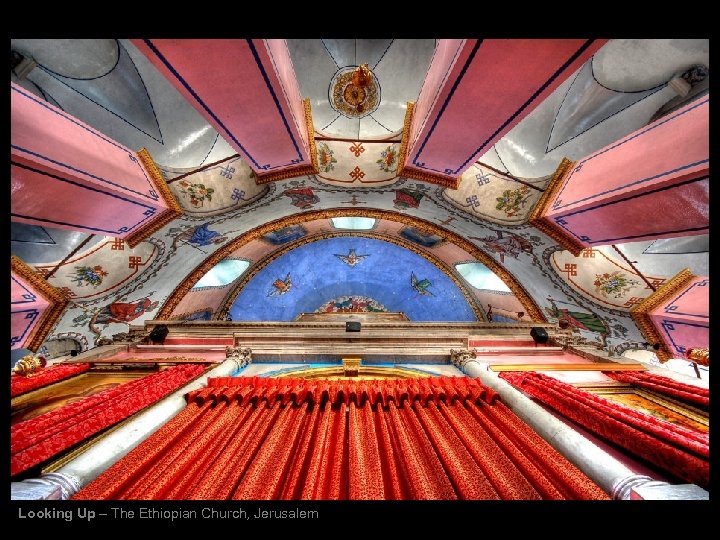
<box><xmin>287</xmin><ymin>39</ymin><xmax>436</xmax><ymax>139</ymax></box>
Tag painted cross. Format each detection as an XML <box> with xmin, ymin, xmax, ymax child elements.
<box><xmin>646</xmin><ymin>278</ymin><xmax>666</xmax><ymax>290</ymax></box>
<box><xmin>220</xmin><ymin>165</ymin><xmax>236</xmax><ymax>179</ymax></box>
<box><xmin>581</xmin><ymin>248</ymin><xmax>595</xmax><ymax>258</ymax></box>
<box><xmin>623</xmin><ymin>296</ymin><xmax>644</xmax><ymax>308</ymax></box>
<box><xmin>349</xmin><ymin>142</ymin><xmax>365</xmax><ymax>157</ymax></box>
<box><xmin>111</xmin><ymin>239</ymin><xmax>125</xmax><ymax>251</ymax></box>
<box><xmin>475</xmin><ymin>172</ymin><xmax>491</xmax><ymax>186</ymax></box>
<box><xmin>128</xmin><ymin>256</ymin><xmax>142</xmax><ymax>270</ymax></box>
<box><xmin>342</xmin><ymin>194</ymin><xmax>366</xmax><ymax>206</ymax></box>
<box><xmin>231</xmin><ymin>188</ymin><xmax>246</xmax><ymax>202</ymax></box>
<box><xmin>58</xmin><ymin>286</ymin><xmax>76</xmax><ymax>298</ymax></box>
<box><xmin>560</xmin><ymin>263</ymin><xmax>578</xmax><ymax>277</ymax></box>
<box><xmin>465</xmin><ymin>194</ymin><xmax>480</xmax><ymax>208</ymax></box>
<box><xmin>349</xmin><ymin>167</ymin><xmax>366</xmax><ymax>181</ymax></box>
<box><xmin>439</xmin><ymin>216</ymin><xmax>457</xmax><ymax>226</ymax></box>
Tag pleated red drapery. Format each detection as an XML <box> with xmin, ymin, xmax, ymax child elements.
<box><xmin>73</xmin><ymin>376</ymin><xmax>608</xmax><ymax>500</ymax></box>
<box><xmin>11</xmin><ymin>363</ymin><xmax>91</xmax><ymax>398</ymax></box>
<box><xmin>500</xmin><ymin>371</ymin><xmax>709</xmax><ymax>489</ymax></box>
<box><xmin>603</xmin><ymin>371</ymin><xmax>709</xmax><ymax>408</ymax></box>
<box><xmin>11</xmin><ymin>364</ymin><xmax>206</xmax><ymax>476</ymax></box>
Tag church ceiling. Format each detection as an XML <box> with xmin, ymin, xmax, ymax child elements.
<box><xmin>9</xmin><ymin>38</ymin><xmax>709</xmax><ymax>359</ymax></box>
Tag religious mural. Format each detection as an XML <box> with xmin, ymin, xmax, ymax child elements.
<box><xmin>316</xmin><ymin>296</ymin><xmax>387</xmax><ymax>313</ymax></box>
<box><xmin>411</xmin><ymin>272</ymin><xmax>434</xmax><ymax>297</ymax></box>
<box><xmin>400</xmin><ymin>227</ymin><xmax>444</xmax><ymax>248</ymax></box>
<box><xmin>262</xmin><ymin>225</ymin><xmax>307</xmax><ymax>245</ymax></box>
<box><xmin>268</xmin><ymin>273</ymin><xmax>293</xmax><ymax>297</ymax></box>
<box><xmin>334</xmin><ymin>248</ymin><xmax>369</xmax><ymax>267</ymax></box>
<box><xmin>170</xmin><ymin>223</ymin><xmax>228</xmax><ymax>248</ymax></box>
<box><xmin>71</xmin><ymin>294</ymin><xmax>160</xmax><ymax>342</ymax></box>
<box><xmin>282</xmin><ymin>180</ymin><xmax>320</xmax><ymax>209</ymax></box>
<box><xmin>470</xmin><ymin>231</ymin><xmax>534</xmax><ymax>264</ymax></box>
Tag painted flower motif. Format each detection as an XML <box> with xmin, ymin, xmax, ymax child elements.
<box><xmin>317</xmin><ymin>142</ymin><xmax>337</xmax><ymax>173</ymax></box>
<box><xmin>376</xmin><ymin>145</ymin><xmax>398</xmax><ymax>173</ymax></box>
<box><xmin>70</xmin><ymin>265</ymin><xmax>108</xmax><ymax>287</ymax></box>
<box><xmin>495</xmin><ymin>186</ymin><xmax>531</xmax><ymax>217</ymax></box>
<box><xmin>593</xmin><ymin>271</ymin><xmax>639</xmax><ymax>298</ymax></box>
<box><xmin>179</xmin><ymin>182</ymin><xmax>214</xmax><ymax>208</ymax></box>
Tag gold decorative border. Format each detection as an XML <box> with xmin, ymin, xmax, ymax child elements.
<box><xmin>489</xmin><ymin>363</ymin><xmax>647</xmax><ymax>372</ymax></box>
<box><xmin>255</xmin><ymin>163</ymin><xmax>318</xmax><ymax>184</ymax></box>
<box><xmin>630</xmin><ymin>268</ymin><xmax>695</xmax><ymax>362</ymax></box>
<box><xmin>215</xmin><ymin>230</ymin><xmax>486</xmax><ymax>321</ymax></box>
<box><xmin>127</xmin><ymin>148</ymin><xmax>183</xmax><ymax>248</ymax></box>
<box><xmin>580</xmin><ymin>386</ymin><xmax>708</xmax><ymax>426</ymax></box>
<box><xmin>304</xmin><ymin>98</ymin><xmax>319</xmax><ymax>174</ymax></box>
<box><xmin>399</xmin><ymin>166</ymin><xmax>460</xmax><ymax>190</ymax></box>
<box><xmin>11</xmin><ymin>255</ymin><xmax>69</xmax><ymax>352</ymax></box>
<box><xmin>271</xmin><ymin>365</ymin><xmax>434</xmax><ymax>379</ymax></box>
<box><xmin>157</xmin><ymin>209</ymin><xmax>546</xmax><ymax>323</ymax></box>
<box><xmin>396</xmin><ymin>101</ymin><xmax>415</xmax><ymax>173</ymax></box>
<box><xmin>528</xmin><ymin>158</ymin><xmax>585</xmax><ymax>256</ymax></box>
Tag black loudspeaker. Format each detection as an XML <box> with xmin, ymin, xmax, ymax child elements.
<box><xmin>149</xmin><ymin>324</ymin><xmax>169</xmax><ymax>344</ymax></box>
<box><xmin>346</xmin><ymin>321</ymin><xmax>361</xmax><ymax>332</ymax></box>
<box><xmin>530</xmin><ymin>327</ymin><xmax>549</xmax><ymax>345</ymax></box>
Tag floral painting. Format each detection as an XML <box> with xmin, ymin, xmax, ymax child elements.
<box><xmin>594</xmin><ymin>271</ymin><xmax>640</xmax><ymax>299</ymax></box>
<box><xmin>495</xmin><ymin>185</ymin><xmax>531</xmax><ymax>217</ymax></box>
<box><xmin>178</xmin><ymin>180</ymin><xmax>215</xmax><ymax>208</ymax></box>
<box><xmin>317</xmin><ymin>142</ymin><xmax>337</xmax><ymax>173</ymax></box>
<box><xmin>70</xmin><ymin>265</ymin><xmax>108</xmax><ymax>288</ymax></box>
<box><xmin>376</xmin><ymin>145</ymin><xmax>399</xmax><ymax>173</ymax></box>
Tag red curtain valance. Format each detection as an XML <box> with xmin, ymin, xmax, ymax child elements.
<box><xmin>11</xmin><ymin>363</ymin><xmax>91</xmax><ymax>398</ymax></box>
<box><xmin>603</xmin><ymin>371</ymin><xmax>709</xmax><ymax>408</ymax></box>
<box><xmin>11</xmin><ymin>364</ymin><xmax>205</xmax><ymax>477</ymax></box>
<box><xmin>500</xmin><ymin>371</ymin><xmax>709</xmax><ymax>489</ymax></box>
<box><xmin>73</xmin><ymin>376</ymin><xmax>609</xmax><ymax>500</ymax></box>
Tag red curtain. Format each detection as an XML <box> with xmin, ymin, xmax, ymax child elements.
<box><xmin>11</xmin><ymin>363</ymin><xmax>91</xmax><ymax>398</ymax></box>
<box><xmin>72</xmin><ymin>376</ymin><xmax>608</xmax><ymax>500</ymax></box>
<box><xmin>11</xmin><ymin>364</ymin><xmax>206</xmax><ymax>477</ymax></box>
<box><xmin>500</xmin><ymin>372</ymin><xmax>709</xmax><ymax>489</ymax></box>
<box><xmin>603</xmin><ymin>371</ymin><xmax>709</xmax><ymax>408</ymax></box>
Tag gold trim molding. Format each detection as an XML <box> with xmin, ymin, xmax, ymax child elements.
<box><xmin>157</xmin><ymin>209</ymin><xmax>546</xmax><ymax>323</ymax></box>
<box><xmin>489</xmin><ymin>363</ymin><xmax>647</xmax><ymax>372</ymax></box>
<box><xmin>127</xmin><ymin>148</ymin><xmax>183</xmax><ymax>248</ymax></box>
<box><xmin>396</xmin><ymin>101</ymin><xmax>414</xmax><ymax>175</ymax></box>
<box><xmin>399</xmin><ymin>165</ymin><xmax>460</xmax><ymax>190</ymax></box>
<box><xmin>630</xmin><ymin>268</ymin><xmax>695</xmax><ymax>362</ymax></box>
<box><xmin>304</xmin><ymin>98</ymin><xmax>319</xmax><ymax>174</ymax></box>
<box><xmin>11</xmin><ymin>255</ymin><xmax>69</xmax><ymax>352</ymax></box>
<box><xmin>528</xmin><ymin>158</ymin><xmax>585</xmax><ymax>256</ymax></box>
<box><xmin>255</xmin><ymin>163</ymin><xmax>318</xmax><ymax>184</ymax></box>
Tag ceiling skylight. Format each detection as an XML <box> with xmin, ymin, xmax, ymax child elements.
<box><xmin>456</xmin><ymin>262</ymin><xmax>511</xmax><ymax>292</ymax></box>
<box><xmin>192</xmin><ymin>259</ymin><xmax>249</xmax><ymax>289</ymax></box>
<box><xmin>330</xmin><ymin>217</ymin><xmax>376</xmax><ymax>230</ymax></box>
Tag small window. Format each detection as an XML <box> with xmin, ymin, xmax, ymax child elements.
<box><xmin>192</xmin><ymin>259</ymin><xmax>250</xmax><ymax>289</ymax></box>
<box><xmin>330</xmin><ymin>217</ymin><xmax>376</xmax><ymax>230</ymax></box>
<box><xmin>455</xmin><ymin>262</ymin><xmax>511</xmax><ymax>292</ymax></box>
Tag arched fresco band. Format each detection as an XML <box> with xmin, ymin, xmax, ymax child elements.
<box><xmin>156</xmin><ymin>208</ymin><xmax>546</xmax><ymax>322</ymax></box>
